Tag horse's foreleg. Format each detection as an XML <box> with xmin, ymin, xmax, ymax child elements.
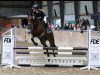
<box><xmin>39</xmin><ymin>38</ymin><xmax>50</xmax><ymax>61</ymax></box>
<box><xmin>31</xmin><ymin>38</ymin><xmax>38</xmax><ymax>46</ymax></box>
<box><xmin>50</xmin><ymin>42</ymin><xmax>56</xmax><ymax>57</ymax></box>
<box><xmin>49</xmin><ymin>34</ymin><xmax>57</xmax><ymax>57</ymax></box>
<box><xmin>41</xmin><ymin>40</ymin><xmax>49</xmax><ymax>57</ymax></box>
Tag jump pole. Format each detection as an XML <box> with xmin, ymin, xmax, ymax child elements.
<box><xmin>14</xmin><ymin>47</ymin><xmax>88</xmax><ymax>50</ymax></box>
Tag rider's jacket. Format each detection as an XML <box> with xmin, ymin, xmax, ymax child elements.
<box><xmin>33</xmin><ymin>9</ymin><xmax>46</xmax><ymax>22</ymax></box>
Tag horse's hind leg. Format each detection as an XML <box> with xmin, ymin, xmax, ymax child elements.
<box><xmin>31</xmin><ymin>38</ymin><xmax>38</xmax><ymax>46</ymax></box>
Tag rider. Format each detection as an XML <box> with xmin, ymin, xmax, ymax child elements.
<box><xmin>32</xmin><ymin>4</ymin><xmax>50</xmax><ymax>32</ymax></box>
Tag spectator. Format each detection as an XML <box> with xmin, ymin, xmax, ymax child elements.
<box><xmin>81</xmin><ymin>18</ymin><xmax>87</xmax><ymax>30</ymax></box>
<box><xmin>56</xmin><ymin>25</ymin><xmax>60</xmax><ymax>30</ymax></box>
<box><xmin>64</xmin><ymin>23</ymin><xmax>69</xmax><ymax>30</ymax></box>
<box><xmin>69</xmin><ymin>23</ymin><xmax>73</xmax><ymax>30</ymax></box>
<box><xmin>85</xmin><ymin>19</ymin><xmax>90</xmax><ymax>30</ymax></box>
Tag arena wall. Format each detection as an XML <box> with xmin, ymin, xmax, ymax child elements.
<box><xmin>16</xmin><ymin>28</ymin><xmax>100</xmax><ymax>47</ymax></box>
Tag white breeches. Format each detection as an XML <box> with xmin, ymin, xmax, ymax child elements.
<box><xmin>44</xmin><ymin>16</ymin><xmax>47</xmax><ymax>23</ymax></box>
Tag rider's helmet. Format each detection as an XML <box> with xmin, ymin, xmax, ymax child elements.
<box><xmin>32</xmin><ymin>4</ymin><xmax>39</xmax><ymax>10</ymax></box>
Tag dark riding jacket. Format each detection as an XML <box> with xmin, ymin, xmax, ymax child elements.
<box><xmin>32</xmin><ymin>9</ymin><xmax>48</xmax><ymax>29</ymax></box>
<box><xmin>33</xmin><ymin>9</ymin><xmax>46</xmax><ymax>22</ymax></box>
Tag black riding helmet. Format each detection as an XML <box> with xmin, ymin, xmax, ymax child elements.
<box><xmin>32</xmin><ymin>4</ymin><xmax>39</xmax><ymax>10</ymax></box>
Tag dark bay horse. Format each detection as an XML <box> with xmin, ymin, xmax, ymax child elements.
<box><xmin>27</xmin><ymin>12</ymin><xmax>56</xmax><ymax>58</ymax></box>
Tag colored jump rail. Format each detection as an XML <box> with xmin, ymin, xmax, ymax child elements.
<box><xmin>16</xmin><ymin>52</ymin><xmax>87</xmax><ymax>55</ymax></box>
<box><xmin>14</xmin><ymin>47</ymin><xmax>88</xmax><ymax>50</ymax></box>
<box><xmin>17</xmin><ymin>64</ymin><xmax>86</xmax><ymax>67</ymax></box>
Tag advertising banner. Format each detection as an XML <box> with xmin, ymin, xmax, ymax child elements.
<box><xmin>1</xmin><ymin>35</ymin><xmax>14</xmax><ymax>65</ymax></box>
<box><xmin>89</xmin><ymin>36</ymin><xmax>100</xmax><ymax>67</ymax></box>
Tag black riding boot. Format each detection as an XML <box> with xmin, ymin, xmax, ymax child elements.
<box><xmin>41</xmin><ymin>20</ymin><xmax>51</xmax><ymax>33</ymax></box>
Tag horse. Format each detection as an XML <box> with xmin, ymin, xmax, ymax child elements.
<box><xmin>27</xmin><ymin>12</ymin><xmax>57</xmax><ymax>58</ymax></box>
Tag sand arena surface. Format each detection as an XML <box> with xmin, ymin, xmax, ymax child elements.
<box><xmin>0</xmin><ymin>66</ymin><xmax>100</xmax><ymax>75</ymax></box>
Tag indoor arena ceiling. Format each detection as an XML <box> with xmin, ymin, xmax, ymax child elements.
<box><xmin>0</xmin><ymin>1</ymin><xmax>33</xmax><ymax>8</ymax></box>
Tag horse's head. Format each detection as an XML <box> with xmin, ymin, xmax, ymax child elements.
<box><xmin>27</xmin><ymin>12</ymin><xmax>41</xmax><ymax>25</ymax></box>
<box><xmin>27</xmin><ymin>12</ymin><xmax>35</xmax><ymax>29</ymax></box>
<box><xmin>27</xmin><ymin>12</ymin><xmax>44</xmax><ymax>30</ymax></box>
